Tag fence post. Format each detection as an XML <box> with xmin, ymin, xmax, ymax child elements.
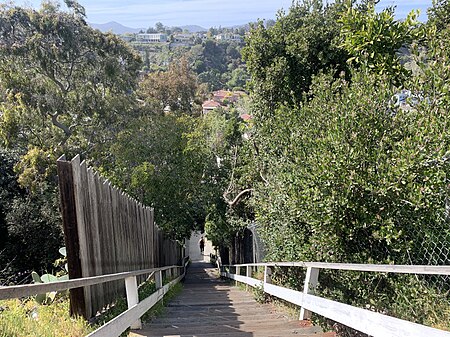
<box><xmin>125</xmin><ymin>276</ymin><xmax>142</xmax><ymax>329</ymax></box>
<box><xmin>264</xmin><ymin>265</ymin><xmax>272</xmax><ymax>284</ymax></box>
<box><xmin>234</xmin><ymin>265</ymin><xmax>240</xmax><ymax>286</ymax></box>
<box><xmin>155</xmin><ymin>270</ymin><xmax>162</xmax><ymax>289</ymax></box>
<box><xmin>246</xmin><ymin>265</ymin><xmax>251</xmax><ymax>278</ymax></box>
<box><xmin>246</xmin><ymin>265</ymin><xmax>251</xmax><ymax>290</ymax></box>
<box><xmin>299</xmin><ymin>267</ymin><xmax>319</xmax><ymax>320</ymax></box>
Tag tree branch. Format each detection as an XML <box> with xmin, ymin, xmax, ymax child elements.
<box><xmin>50</xmin><ymin>112</ymin><xmax>72</xmax><ymax>138</ymax></box>
<box><xmin>223</xmin><ymin>188</ymin><xmax>253</xmax><ymax>207</ymax></box>
<box><xmin>260</xmin><ymin>170</ymin><xmax>269</xmax><ymax>185</ymax></box>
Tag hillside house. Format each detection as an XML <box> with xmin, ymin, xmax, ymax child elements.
<box><xmin>212</xmin><ymin>90</ymin><xmax>242</xmax><ymax>104</ymax></box>
<box><xmin>215</xmin><ymin>33</ymin><xmax>243</xmax><ymax>43</ymax></box>
<box><xmin>136</xmin><ymin>33</ymin><xmax>168</xmax><ymax>43</ymax></box>
<box><xmin>202</xmin><ymin>100</ymin><xmax>222</xmax><ymax>114</ymax></box>
<box><xmin>239</xmin><ymin>113</ymin><xmax>252</xmax><ymax>121</ymax></box>
<box><xmin>173</xmin><ymin>33</ymin><xmax>194</xmax><ymax>43</ymax></box>
<box><xmin>171</xmin><ymin>33</ymin><xmax>194</xmax><ymax>46</ymax></box>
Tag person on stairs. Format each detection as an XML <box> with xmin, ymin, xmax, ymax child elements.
<box><xmin>199</xmin><ymin>237</ymin><xmax>205</xmax><ymax>255</ymax></box>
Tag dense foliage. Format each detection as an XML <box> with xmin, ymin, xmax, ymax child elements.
<box><xmin>238</xmin><ymin>0</ymin><xmax>450</xmax><ymax>331</ymax></box>
<box><xmin>130</xmin><ymin>35</ymin><xmax>246</xmax><ymax>91</ymax></box>
<box><xmin>190</xmin><ymin>39</ymin><xmax>246</xmax><ymax>90</ymax></box>
<box><xmin>138</xmin><ymin>58</ymin><xmax>205</xmax><ymax>115</ymax></box>
<box><xmin>340</xmin><ymin>1</ymin><xmax>420</xmax><ymax>84</ymax></box>
<box><xmin>0</xmin><ymin>1</ymin><xmax>140</xmax><ymax>283</ymax></box>
<box><xmin>0</xmin><ymin>2</ymin><xmax>141</xmax><ymax>153</ymax></box>
<box><xmin>242</xmin><ymin>0</ymin><xmax>349</xmax><ymax>111</ymax></box>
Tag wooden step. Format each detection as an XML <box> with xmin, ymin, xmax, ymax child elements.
<box><xmin>132</xmin><ymin>322</ymin><xmax>323</xmax><ymax>337</ymax></box>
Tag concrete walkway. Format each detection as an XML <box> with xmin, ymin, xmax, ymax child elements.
<box><xmin>130</xmin><ymin>262</ymin><xmax>331</xmax><ymax>337</ymax></box>
<box><xmin>187</xmin><ymin>231</ymin><xmax>214</xmax><ymax>263</ymax></box>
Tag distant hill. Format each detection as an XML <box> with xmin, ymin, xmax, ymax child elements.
<box><xmin>89</xmin><ymin>21</ymin><xmax>144</xmax><ymax>34</ymax></box>
<box><xmin>180</xmin><ymin>25</ymin><xmax>207</xmax><ymax>32</ymax></box>
<box><xmin>90</xmin><ymin>22</ymin><xmax>207</xmax><ymax>34</ymax></box>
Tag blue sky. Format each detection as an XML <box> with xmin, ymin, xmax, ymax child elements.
<box><xmin>19</xmin><ymin>0</ymin><xmax>433</xmax><ymax>28</ymax></box>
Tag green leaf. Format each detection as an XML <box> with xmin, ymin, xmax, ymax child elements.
<box><xmin>46</xmin><ymin>291</ymin><xmax>57</xmax><ymax>303</ymax></box>
<box><xmin>40</xmin><ymin>274</ymin><xmax>58</xmax><ymax>283</ymax></box>
<box><xmin>59</xmin><ymin>247</ymin><xmax>67</xmax><ymax>257</ymax></box>
<box><xmin>31</xmin><ymin>271</ymin><xmax>42</xmax><ymax>284</ymax></box>
<box><xmin>35</xmin><ymin>293</ymin><xmax>47</xmax><ymax>304</ymax></box>
<box><xmin>58</xmin><ymin>274</ymin><xmax>69</xmax><ymax>281</ymax></box>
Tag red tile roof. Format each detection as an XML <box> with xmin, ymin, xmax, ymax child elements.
<box><xmin>240</xmin><ymin>113</ymin><xmax>253</xmax><ymax>121</ymax></box>
<box><xmin>202</xmin><ymin>100</ymin><xmax>222</xmax><ymax>108</ymax></box>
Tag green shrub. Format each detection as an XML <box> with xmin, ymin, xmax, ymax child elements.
<box><xmin>252</xmin><ymin>67</ymin><xmax>450</xmax><ymax>332</ymax></box>
<box><xmin>0</xmin><ymin>297</ymin><xmax>92</xmax><ymax>337</ymax></box>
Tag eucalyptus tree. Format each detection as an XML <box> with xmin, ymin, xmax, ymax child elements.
<box><xmin>0</xmin><ymin>1</ymin><xmax>141</xmax><ymax>281</ymax></box>
<box><xmin>0</xmin><ymin>1</ymin><xmax>141</xmax><ymax>157</ymax></box>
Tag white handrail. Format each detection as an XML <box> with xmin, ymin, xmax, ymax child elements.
<box><xmin>224</xmin><ymin>262</ymin><xmax>450</xmax><ymax>275</ymax></box>
<box><xmin>222</xmin><ymin>262</ymin><xmax>450</xmax><ymax>337</ymax></box>
<box><xmin>1</xmin><ymin>257</ymin><xmax>190</xmax><ymax>337</ymax></box>
<box><xmin>0</xmin><ymin>264</ymin><xmax>183</xmax><ymax>300</ymax></box>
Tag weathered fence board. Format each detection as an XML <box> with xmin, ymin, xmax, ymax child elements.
<box><xmin>56</xmin><ymin>156</ymin><xmax>85</xmax><ymax>317</ymax></box>
<box><xmin>57</xmin><ymin>155</ymin><xmax>183</xmax><ymax>319</ymax></box>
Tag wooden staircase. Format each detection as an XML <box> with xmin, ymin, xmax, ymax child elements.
<box><xmin>130</xmin><ymin>262</ymin><xmax>331</xmax><ymax>337</ymax></box>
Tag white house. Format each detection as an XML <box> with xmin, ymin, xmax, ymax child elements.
<box><xmin>136</xmin><ymin>33</ymin><xmax>168</xmax><ymax>43</ymax></box>
<box><xmin>215</xmin><ymin>33</ymin><xmax>242</xmax><ymax>43</ymax></box>
<box><xmin>173</xmin><ymin>33</ymin><xmax>194</xmax><ymax>43</ymax></box>
<box><xmin>171</xmin><ymin>33</ymin><xmax>194</xmax><ymax>47</ymax></box>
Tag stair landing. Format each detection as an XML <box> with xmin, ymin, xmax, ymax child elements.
<box><xmin>130</xmin><ymin>262</ymin><xmax>333</xmax><ymax>337</ymax></box>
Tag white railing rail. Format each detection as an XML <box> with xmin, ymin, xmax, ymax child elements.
<box><xmin>0</xmin><ymin>257</ymin><xmax>190</xmax><ymax>337</ymax></box>
<box><xmin>221</xmin><ymin>262</ymin><xmax>450</xmax><ymax>337</ymax></box>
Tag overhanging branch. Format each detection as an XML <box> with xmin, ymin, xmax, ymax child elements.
<box><xmin>50</xmin><ymin>112</ymin><xmax>72</xmax><ymax>138</ymax></box>
<box><xmin>224</xmin><ymin>188</ymin><xmax>253</xmax><ymax>207</ymax></box>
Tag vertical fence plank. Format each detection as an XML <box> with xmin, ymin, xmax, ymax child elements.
<box><xmin>70</xmin><ymin>155</ymin><xmax>93</xmax><ymax>318</ymax></box>
<box><xmin>56</xmin><ymin>155</ymin><xmax>86</xmax><ymax>318</ymax></box>
<box><xmin>86</xmin><ymin>165</ymin><xmax>103</xmax><ymax>316</ymax></box>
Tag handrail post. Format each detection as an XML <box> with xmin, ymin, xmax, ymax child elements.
<box><xmin>155</xmin><ymin>270</ymin><xmax>162</xmax><ymax>289</ymax></box>
<box><xmin>125</xmin><ymin>276</ymin><xmax>142</xmax><ymax>329</ymax></box>
<box><xmin>264</xmin><ymin>265</ymin><xmax>272</xmax><ymax>284</ymax></box>
<box><xmin>246</xmin><ymin>265</ymin><xmax>251</xmax><ymax>291</ymax></box>
<box><xmin>299</xmin><ymin>267</ymin><xmax>319</xmax><ymax>320</ymax></box>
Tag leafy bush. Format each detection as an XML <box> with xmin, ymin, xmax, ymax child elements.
<box><xmin>0</xmin><ymin>297</ymin><xmax>92</xmax><ymax>337</ymax></box>
<box><xmin>252</xmin><ymin>66</ymin><xmax>450</xmax><ymax>328</ymax></box>
<box><xmin>0</xmin><ymin>149</ymin><xmax>63</xmax><ymax>286</ymax></box>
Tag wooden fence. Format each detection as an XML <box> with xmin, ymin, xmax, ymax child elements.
<box><xmin>57</xmin><ymin>155</ymin><xmax>184</xmax><ymax>319</ymax></box>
